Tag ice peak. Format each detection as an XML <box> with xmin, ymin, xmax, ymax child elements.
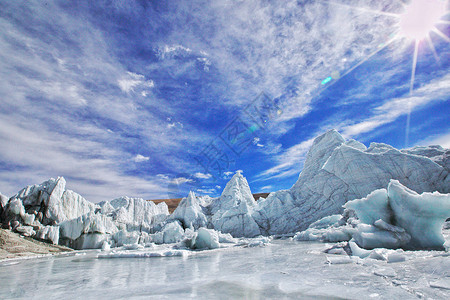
<box><xmin>218</xmin><ymin>172</ymin><xmax>255</xmax><ymax>209</ymax></box>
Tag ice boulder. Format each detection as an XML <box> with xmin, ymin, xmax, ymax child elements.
<box><xmin>388</xmin><ymin>180</ymin><xmax>450</xmax><ymax>250</ymax></box>
<box><xmin>210</xmin><ymin>172</ymin><xmax>260</xmax><ymax>237</ymax></box>
<box><xmin>190</xmin><ymin>227</ymin><xmax>220</xmax><ymax>250</ymax></box>
<box><xmin>168</xmin><ymin>191</ymin><xmax>207</xmax><ymax>229</ymax></box>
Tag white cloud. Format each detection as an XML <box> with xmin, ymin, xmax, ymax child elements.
<box><xmin>194</xmin><ymin>172</ymin><xmax>212</xmax><ymax>179</ymax></box>
<box><xmin>416</xmin><ymin>132</ymin><xmax>450</xmax><ymax>148</ymax></box>
<box><xmin>134</xmin><ymin>154</ymin><xmax>149</xmax><ymax>163</ymax></box>
<box><xmin>170</xmin><ymin>177</ymin><xmax>194</xmax><ymax>185</ymax></box>
<box><xmin>118</xmin><ymin>71</ymin><xmax>154</xmax><ymax>94</ymax></box>
<box><xmin>260</xmin><ymin>185</ymin><xmax>273</xmax><ymax>191</ymax></box>
<box><xmin>196</xmin><ymin>188</ymin><xmax>216</xmax><ymax>194</ymax></box>
<box><xmin>223</xmin><ymin>171</ymin><xmax>234</xmax><ymax>177</ymax></box>
<box><xmin>157</xmin><ymin>44</ymin><xmax>192</xmax><ymax>59</ymax></box>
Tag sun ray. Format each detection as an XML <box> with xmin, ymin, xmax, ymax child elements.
<box><xmin>405</xmin><ymin>39</ymin><xmax>420</xmax><ymax>148</ymax></box>
<box><xmin>426</xmin><ymin>35</ymin><xmax>440</xmax><ymax>63</ymax></box>
<box><xmin>432</xmin><ymin>27</ymin><xmax>450</xmax><ymax>43</ymax></box>
<box><xmin>410</xmin><ymin>40</ymin><xmax>420</xmax><ymax>95</ymax></box>
<box><xmin>437</xmin><ymin>20</ymin><xmax>450</xmax><ymax>25</ymax></box>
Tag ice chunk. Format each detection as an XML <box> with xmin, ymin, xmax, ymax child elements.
<box><xmin>73</xmin><ymin>233</ymin><xmax>109</xmax><ymax>249</ymax></box>
<box><xmin>373</xmin><ymin>267</ymin><xmax>396</xmax><ymax>277</ymax></box>
<box><xmin>36</xmin><ymin>225</ymin><xmax>60</xmax><ymax>245</ymax></box>
<box><xmin>15</xmin><ymin>225</ymin><xmax>35</xmax><ymax>237</ymax></box>
<box><xmin>386</xmin><ymin>251</ymin><xmax>406</xmax><ymax>263</ymax></box>
<box><xmin>169</xmin><ymin>191</ymin><xmax>207</xmax><ymax>229</ymax></box>
<box><xmin>101</xmin><ymin>241</ymin><xmax>111</xmax><ymax>251</ymax></box>
<box><xmin>388</xmin><ymin>180</ymin><xmax>450</xmax><ymax>250</ymax></box>
<box><xmin>343</xmin><ymin>189</ymin><xmax>392</xmax><ymax>225</ymax></box>
<box><xmin>6</xmin><ymin>177</ymin><xmax>97</xmax><ymax>225</ymax></box>
<box><xmin>353</xmin><ymin>223</ymin><xmax>410</xmax><ymax>249</ymax></box>
<box><xmin>0</xmin><ymin>193</ymin><xmax>8</xmax><ymax>209</ymax></box>
<box><xmin>191</xmin><ymin>227</ymin><xmax>220</xmax><ymax>250</ymax></box>
<box><xmin>161</xmin><ymin>221</ymin><xmax>185</xmax><ymax>244</ymax></box>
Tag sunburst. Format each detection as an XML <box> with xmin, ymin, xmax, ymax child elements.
<box><xmin>321</xmin><ymin>0</ymin><xmax>449</xmax><ymax>147</ymax></box>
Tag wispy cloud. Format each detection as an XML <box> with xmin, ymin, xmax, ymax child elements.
<box><xmin>340</xmin><ymin>73</ymin><xmax>450</xmax><ymax>138</ymax></box>
<box><xmin>194</xmin><ymin>172</ymin><xmax>212</xmax><ymax>179</ymax></box>
<box><xmin>134</xmin><ymin>154</ymin><xmax>150</xmax><ymax>163</ymax></box>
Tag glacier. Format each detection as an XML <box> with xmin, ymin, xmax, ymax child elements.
<box><xmin>0</xmin><ymin>129</ymin><xmax>448</xmax><ymax>253</ymax></box>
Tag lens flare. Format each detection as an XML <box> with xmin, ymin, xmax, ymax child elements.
<box><xmin>399</xmin><ymin>0</ymin><xmax>447</xmax><ymax>40</ymax></box>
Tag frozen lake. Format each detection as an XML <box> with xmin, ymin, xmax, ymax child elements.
<box><xmin>1</xmin><ymin>240</ymin><xmax>449</xmax><ymax>299</ymax></box>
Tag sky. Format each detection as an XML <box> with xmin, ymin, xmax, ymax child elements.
<box><xmin>0</xmin><ymin>0</ymin><xmax>449</xmax><ymax>202</ymax></box>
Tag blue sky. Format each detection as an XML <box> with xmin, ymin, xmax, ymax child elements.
<box><xmin>0</xmin><ymin>0</ymin><xmax>448</xmax><ymax>202</ymax></box>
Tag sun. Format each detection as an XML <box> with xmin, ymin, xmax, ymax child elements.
<box><xmin>399</xmin><ymin>0</ymin><xmax>448</xmax><ymax>40</ymax></box>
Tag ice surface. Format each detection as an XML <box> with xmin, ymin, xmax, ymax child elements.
<box><xmin>1</xmin><ymin>240</ymin><xmax>449</xmax><ymax>299</ymax></box>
